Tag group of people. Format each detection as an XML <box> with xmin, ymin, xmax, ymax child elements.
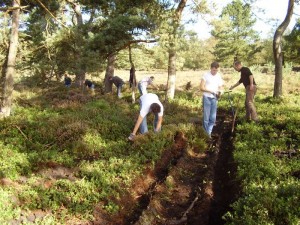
<box><xmin>64</xmin><ymin>61</ymin><xmax>259</xmax><ymax>141</ymax></box>
<box><xmin>200</xmin><ymin>61</ymin><xmax>259</xmax><ymax>138</ymax></box>
<box><xmin>64</xmin><ymin>73</ymin><xmax>95</xmax><ymax>90</ymax></box>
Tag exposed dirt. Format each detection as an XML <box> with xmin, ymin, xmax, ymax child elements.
<box><xmin>2</xmin><ymin>107</ymin><xmax>239</xmax><ymax>225</ymax></box>
<box><xmin>92</xmin><ymin>110</ymin><xmax>240</xmax><ymax>225</ymax></box>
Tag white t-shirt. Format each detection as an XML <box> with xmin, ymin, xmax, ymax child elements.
<box><xmin>139</xmin><ymin>93</ymin><xmax>164</xmax><ymax>118</ymax></box>
<box><xmin>202</xmin><ymin>71</ymin><xmax>224</xmax><ymax>98</ymax></box>
<box><xmin>139</xmin><ymin>77</ymin><xmax>153</xmax><ymax>88</ymax></box>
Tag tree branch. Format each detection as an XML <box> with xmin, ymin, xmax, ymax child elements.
<box><xmin>113</xmin><ymin>39</ymin><xmax>157</xmax><ymax>55</ymax></box>
<box><xmin>35</xmin><ymin>0</ymin><xmax>68</xmax><ymax>29</ymax></box>
<box><xmin>0</xmin><ymin>5</ymin><xmax>28</xmax><ymax>12</ymax></box>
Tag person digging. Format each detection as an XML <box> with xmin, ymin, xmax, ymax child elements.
<box><xmin>128</xmin><ymin>93</ymin><xmax>164</xmax><ymax>141</ymax></box>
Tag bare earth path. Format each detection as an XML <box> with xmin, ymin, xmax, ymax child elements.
<box><xmin>92</xmin><ymin>109</ymin><xmax>240</xmax><ymax>225</ymax></box>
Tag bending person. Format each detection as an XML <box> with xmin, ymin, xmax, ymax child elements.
<box><xmin>128</xmin><ymin>93</ymin><xmax>164</xmax><ymax>141</ymax></box>
<box><xmin>138</xmin><ymin>76</ymin><xmax>157</xmax><ymax>95</ymax></box>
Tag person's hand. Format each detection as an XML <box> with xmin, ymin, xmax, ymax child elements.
<box><xmin>213</xmin><ymin>91</ymin><xmax>221</xmax><ymax>99</ymax></box>
<box><xmin>229</xmin><ymin>86</ymin><xmax>233</xmax><ymax>90</ymax></box>
<box><xmin>128</xmin><ymin>133</ymin><xmax>135</xmax><ymax>141</ymax></box>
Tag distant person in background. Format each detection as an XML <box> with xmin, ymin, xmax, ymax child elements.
<box><xmin>200</xmin><ymin>61</ymin><xmax>224</xmax><ymax>137</ymax></box>
<box><xmin>109</xmin><ymin>75</ymin><xmax>125</xmax><ymax>98</ymax></box>
<box><xmin>128</xmin><ymin>93</ymin><xmax>164</xmax><ymax>141</ymax></box>
<box><xmin>84</xmin><ymin>79</ymin><xmax>95</xmax><ymax>90</ymax></box>
<box><xmin>64</xmin><ymin>73</ymin><xmax>72</xmax><ymax>88</ymax></box>
<box><xmin>138</xmin><ymin>76</ymin><xmax>157</xmax><ymax>95</ymax></box>
<box><xmin>230</xmin><ymin>61</ymin><xmax>258</xmax><ymax>122</ymax></box>
<box><xmin>84</xmin><ymin>79</ymin><xmax>95</xmax><ymax>96</ymax></box>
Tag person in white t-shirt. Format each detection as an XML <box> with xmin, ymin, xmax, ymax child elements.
<box><xmin>128</xmin><ymin>93</ymin><xmax>164</xmax><ymax>141</ymax></box>
<box><xmin>138</xmin><ymin>76</ymin><xmax>157</xmax><ymax>95</ymax></box>
<box><xmin>200</xmin><ymin>61</ymin><xmax>224</xmax><ymax>137</ymax></box>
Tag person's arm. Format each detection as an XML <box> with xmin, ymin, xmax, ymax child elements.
<box><xmin>217</xmin><ymin>84</ymin><xmax>224</xmax><ymax>98</ymax></box>
<box><xmin>229</xmin><ymin>81</ymin><xmax>240</xmax><ymax>90</ymax></box>
<box><xmin>249</xmin><ymin>75</ymin><xmax>254</xmax><ymax>90</ymax></box>
<box><xmin>200</xmin><ymin>79</ymin><xmax>214</xmax><ymax>94</ymax></box>
<box><xmin>150</xmin><ymin>83</ymin><xmax>159</xmax><ymax>90</ymax></box>
<box><xmin>132</xmin><ymin>115</ymin><xmax>144</xmax><ymax>135</ymax></box>
<box><xmin>155</xmin><ymin>116</ymin><xmax>163</xmax><ymax>132</ymax></box>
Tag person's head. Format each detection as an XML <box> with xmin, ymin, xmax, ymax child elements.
<box><xmin>150</xmin><ymin>103</ymin><xmax>161</xmax><ymax>114</ymax></box>
<box><xmin>150</xmin><ymin>76</ymin><xmax>154</xmax><ymax>81</ymax></box>
<box><xmin>233</xmin><ymin>61</ymin><xmax>242</xmax><ymax>71</ymax></box>
<box><xmin>108</xmin><ymin>76</ymin><xmax>113</xmax><ymax>81</ymax></box>
<box><xmin>210</xmin><ymin>61</ymin><xmax>219</xmax><ymax>75</ymax></box>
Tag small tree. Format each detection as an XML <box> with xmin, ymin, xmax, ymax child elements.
<box><xmin>273</xmin><ymin>0</ymin><xmax>295</xmax><ymax>97</ymax></box>
<box><xmin>211</xmin><ymin>0</ymin><xmax>261</xmax><ymax>66</ymax></box>
<box><xmin>284</xmin><ymin>19</ymin><xmax>300</xmax><ymax>63</ymax></box>
<box><xmin>166</xmin><ymin>0</ymin><xmax>188</xmax><ymax>100</ymax></box>
<box><xmin>0</xmin><ymin>0</ymin><xmax>20</xmax><ymax>118</ymax></box>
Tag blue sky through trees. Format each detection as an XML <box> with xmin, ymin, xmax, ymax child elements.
<box><xmin>184</xmin><ymin>0</ymin><xmax>300</xmax><ymax>39</ymax></box>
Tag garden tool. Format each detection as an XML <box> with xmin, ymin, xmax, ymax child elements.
<box><xmin>224</xmin><ymin>90</ymin><xmax>235</xmax><ymax>118</ymax></box>
<box><xmin>224</xmin><ymin>90</ymin><xmax>240</xmax><ymax>133</ymax></box>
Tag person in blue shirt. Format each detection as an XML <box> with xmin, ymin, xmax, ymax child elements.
<box><xmin>64</xmin><ymin>74</ymin><xmax>72</xmax><ymax>87</ymax></box>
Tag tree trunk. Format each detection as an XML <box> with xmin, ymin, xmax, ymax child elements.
<box><xmin>167</xmin><ymin>47</ymin><xmax>176</xmax><ymax>100</ymax></box>
<box><xmin>273</xmin><ymin>0</ymin><xmax>294</xmax><ymax>98</ymax></box>
<box><xmin>130</xmin><ymin>66</ymin><xmax>136</xmax><ymax>103</ymax></box>
<box><xmin>129</xmin><ymin>45</ymin><xmax>136</xmax><ymax>103</ymax></box>
<box><xmin>0</xmin><ymin>0</ymin><xmax>20</xmax><ymax>118</ymax></box>
<box><xmin>104</xmin><ymin>53</ymin><xmax>115</xmax><ymax>93</ymax></box>
<box><xmin>67</xmin><ymin>0</ymin><xmax>86</xmax><ymax>86</ymax></box>
<box><xmin>166</xmin><ymin>0</ymin><xmax>187</xmax><ymax>100</ymax></box>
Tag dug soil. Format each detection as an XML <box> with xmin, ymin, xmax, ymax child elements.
<box><xmin>93</xmin><ymin>110</ymin><xmax>241</xmax><ymax>225</ymax></box>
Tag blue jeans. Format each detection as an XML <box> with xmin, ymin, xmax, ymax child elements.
<box><xmin>140</xmin><ymin>114</ymin><xmax>160</xmax><ymax>134</ymax></box>
<box><xmin>139</xmin><ymin>100</ymin><xmax>160</xmax><ymax>134</ymax></box>
<box><xmin>202</xmin><ymin>96</ymin><xmax>218</xmax><ymax>136</ymax></box>
<box><xmin>117</xmin><ymin>84</ymin><xmax>123</xmax><ymax>98</ymax></box>
<box><xmin>138</xmin><ymin>82</ymin><xmax>147</xmax><ymax>95</ymax></box>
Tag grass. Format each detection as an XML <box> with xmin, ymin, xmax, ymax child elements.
<box><xmin>0</xmin><ymin>68</ymin><xmax>299</xmax><ymax>224</ymax></box>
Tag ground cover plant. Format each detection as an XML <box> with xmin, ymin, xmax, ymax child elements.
<box><xmin>222</xmin><ymin>67</ymin><xmax>300</xmax><ymax>225</ymax></box>
<box><xmin>0</xmin><ymin>72</ymin><xmax>207</xmax><ymax>224</ymax></box>
<box><xmin>0</xmin><ymin>69</ymin><xmax>299</xmax><ymax>224</ymax></box>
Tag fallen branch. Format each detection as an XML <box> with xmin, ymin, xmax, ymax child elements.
<box><xmin>168</xmin><ymin>187</ymin><xmax>201</xmax><ymax>225</ymax></box>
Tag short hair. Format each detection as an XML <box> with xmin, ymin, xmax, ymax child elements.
<box><xmin>150</xmin><ymin>76</ymin><xmax>154</xmax><ymax>80</ymax></box>
<box><xmin>234</xmin><ymin>61</ymin><xmax>242</xmax><ymax>66</ymax></box>
<box><xmin>211</xmin><ymin>61</ymin><xmax>219</xmax><ymax>69</ymax></box>
<box><xmin>150</xmin><ymin>103</ymin><xmax>161</xmax><ymax>114</ymax></box>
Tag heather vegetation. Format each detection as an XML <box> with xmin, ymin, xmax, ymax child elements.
<box><xmin>1</xmin><ymin>0</ymin><xmax>300</xmax><ymax>224</ymax></box>
<box><xmin>0</xmin><ymin>69</ymin><xmax>299</xmax><ymax>224</ymax></box>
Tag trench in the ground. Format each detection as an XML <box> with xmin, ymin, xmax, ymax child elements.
<box><xmin>207</xmin><ymin>118</ymin><xmax>240</xmax><ymax>225</ymax></box>
<box><xmin>121</xmin><ymin>112</ymin><xmax>239</xmax><ymax>225</ymax></box>
<box><xmin>125</xmin><ymin>132</ymin><xmax>187</xmax><ymax>225</ymax></box>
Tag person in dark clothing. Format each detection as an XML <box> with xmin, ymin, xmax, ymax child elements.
<box><xmin>64</xmin><ymin>74</ymin><xmax>72</xmax><ymax>87</ymax></box>
<box><xmin>84</xmin><ymin>79</ymin><xmax>95</xmax><ymax>89</ymax></box>
<box><xmin>129</xmin><ymin>67</ymin><xmax>137</xmax><ymax>88</ymax></box>
<box><xmin>109</xmin><ymin>76</ymin><xmax>125</xmax><ymax>98</ymax></box>
<box><xmin>230</xmin><ymin>61</ymin><xmax>258</xmax><ymax>122</ymax></box>
<box><xmin>84</xmin><ymin>79</ymin><xmax>95</xmax><ymax>95</ymax></box>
